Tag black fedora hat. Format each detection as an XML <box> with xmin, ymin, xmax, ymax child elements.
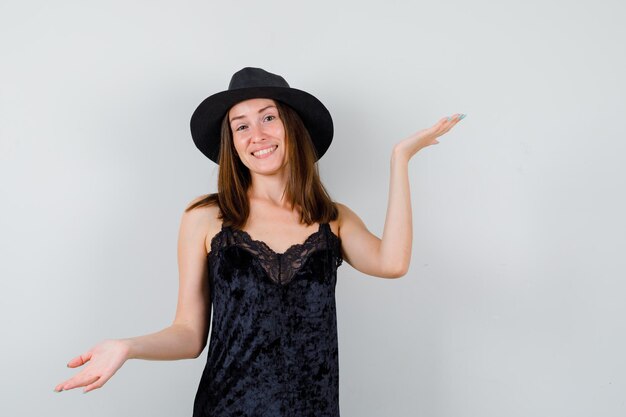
<box><xmin>190</xmin><ymin>67</ymin><xmax>334</xmax><ymax>164</ymax></box>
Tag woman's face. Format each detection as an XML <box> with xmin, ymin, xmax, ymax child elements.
<box><xmin>228</xmin><ymin>98</ymin><xmax>287</xmax><ymax>176</ymax></box>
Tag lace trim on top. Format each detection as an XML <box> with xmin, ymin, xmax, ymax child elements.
<box><xmin>210</xmin><ymin>223</ymin><xmax>342</xmax><ymax>285</ymax></box>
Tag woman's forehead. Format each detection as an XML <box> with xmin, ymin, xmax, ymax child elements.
<box><xmin>228</xmin><ymin>98</ymin><xmax>277</xmax><ymax>120</ymax></box>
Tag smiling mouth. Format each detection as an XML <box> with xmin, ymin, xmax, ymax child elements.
<box><xmin>251</xmin><ymin>145</ymin><xmax>278</xmax><ymax>158</ymax></box>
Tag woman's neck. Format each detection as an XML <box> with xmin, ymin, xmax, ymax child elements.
<box><xmin>248</xmin><ymin>171</ymin><xmax>291</xmax><ymax>209</ymax></box>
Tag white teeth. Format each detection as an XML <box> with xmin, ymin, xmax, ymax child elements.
<box><xmin>253</xmin><ymin>146</ymin><xmax>277</xmax><ymax>157</ymax></box>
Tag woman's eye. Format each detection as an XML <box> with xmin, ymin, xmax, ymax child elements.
<box><xmin>264</xmin><ymin>115</ymin><xmax>275</xmax><ymax>122</ymax></box>
<box><xmin>235</xmin><ymin>125</ymin><xmax>247</xmax><ymax>131</ymax></box>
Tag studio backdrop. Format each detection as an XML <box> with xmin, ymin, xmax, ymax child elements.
<box><xmin>1</xmin><ymin>0</ymin><xmax>624</xmax><ymax>416</ymax></box>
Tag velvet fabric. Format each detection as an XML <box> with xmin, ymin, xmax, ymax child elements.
<box><xmin>192</xmin><ymin>222</ymin><xmax>343</xmax><ymax>417</ymax></box>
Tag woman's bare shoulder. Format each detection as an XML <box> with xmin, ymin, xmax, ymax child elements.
<box><xmin>332</xmin><ymin>201</ymin><xmax>369</xmax><ymax>240</ymax></box>
<box><xmin>332</xmin><ymin>201</ymin><xmax>354</xmax><ymax>238</ymax></box>
<box><xmin>182</xmin><ymin>194</ymin><xmax>223</xmax><ymax>255</ymax></box>
<box><xmin>333</xmin><ymin>201</ymin><xmax>356</xmax><ymax>222</ymax></box>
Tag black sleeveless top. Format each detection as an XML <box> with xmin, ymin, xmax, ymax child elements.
<box><xmin>192</xmin><ymin>222</ymin><xmax>343</xmax><ymax>417</ymax></box>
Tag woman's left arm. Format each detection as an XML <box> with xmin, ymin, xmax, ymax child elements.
<box><xmin>338</xmin><ymin>113</ymin><xmax>465</xmax><ymax>278</ymax></box>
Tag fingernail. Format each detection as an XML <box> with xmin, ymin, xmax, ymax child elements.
<box><xmin>446</xmin><ymin>117</ymin><xmax>451</xmax><ymax>121</ymax></box>
<box><xmin>459</xmin><ymin>114</ymin><xmax>466</xmax><ymax>120</ymax></box>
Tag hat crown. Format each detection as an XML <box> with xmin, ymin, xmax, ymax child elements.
<box><xmin>228</xmin><ymin>67</ymin><xmax>290</xmax><ymax>90</ymax></box>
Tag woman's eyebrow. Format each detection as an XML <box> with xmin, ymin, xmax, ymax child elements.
<box><xmin>230</xmin><ymin>105</ymin><xmax>276</xmax><ymax>123</ymax></box>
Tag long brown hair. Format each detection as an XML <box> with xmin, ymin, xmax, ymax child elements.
<box><xmin>185</xmin><ymin>100</ymin><xmax>338</xmax><ymax>229</ymax></box>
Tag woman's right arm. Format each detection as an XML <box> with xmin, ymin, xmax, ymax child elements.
<box><xmin>54</xmin><ymin>200</ymin><xmax>214</xmax><ymax>393</ymax></box>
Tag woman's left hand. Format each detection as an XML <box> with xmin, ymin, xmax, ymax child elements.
<box><xmin>393</xmin><ymin>113</ymin><xmax>465</xmax><ymax>161</ymax></box>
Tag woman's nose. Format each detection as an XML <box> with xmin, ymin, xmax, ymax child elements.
<box><xmin>249</xmin><ymin>123</ymin><xmax>266</xmax><ymax>142</ymax></box>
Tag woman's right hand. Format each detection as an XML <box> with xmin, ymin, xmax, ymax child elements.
<box><xmin>54</xmin><ymin>339</ymin><xmax>131</xmax><ymax>394</ymax></box>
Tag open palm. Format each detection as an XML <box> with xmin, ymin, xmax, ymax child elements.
<box><xmin>54</xmin><ymin>339</ymin><xmax>129</xmax><ymax>393</ymax></box>
<box><xmin>394</xmin><ymin>113</ymin><xmax>465</xmax><ymax>159</ymax></box>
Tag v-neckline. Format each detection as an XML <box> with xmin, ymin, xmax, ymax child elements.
<box><xmin>230</xmin><ymin>222</ymin><xmax>325</xmax><ymax>256</ymax></box>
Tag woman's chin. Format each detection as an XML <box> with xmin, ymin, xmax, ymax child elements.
<box><xmin>248</xmin><ymin>161</ymin><xmax>289</xmax><ymax>177</ymax></box>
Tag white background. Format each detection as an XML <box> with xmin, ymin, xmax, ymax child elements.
<box><xmin>1</xmin><ymin>0</ymin><xmax>625</xmax><ymax>416</ymax></box>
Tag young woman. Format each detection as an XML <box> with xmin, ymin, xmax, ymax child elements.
<box><xmin>54</xmin><ymin>67</ymin><xmax>465</xmax><ymax>416</ymax></box>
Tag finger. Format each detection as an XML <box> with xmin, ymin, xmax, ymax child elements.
<box><xmin>437</xmin><ymin>115</ymin><xmax>456</xmax><ymax>131</ymax></box>
<box><xmin>55</xmin><ymin>376</ymin><xmax>75</xmax><ymax>392</ymax></box>
<box><xmin>430</xmin><ymin>114</ymin><xmax>460</xmax><ymax>138</ymax></box>
<box><xmin>58</xmin><ymin>372</ymin><xmax>100</xmax><ymax>391</ymax></box>
<box><xmin>451</xmin><ymin>113</ymin><xmax>465</xmax><ymax>125</ymax></box>
<box><xmin>441</xmin><ymin>119</ymin><xmax>457</xmax><ymax>134</ymax></box>
<box><xmin>428</xmin><ymin>119</ymin><xmax>448</xmax><ymax>136</ymax></box>
<box><xmin>67</xmin><ymin>351</ymin><xmax>92</xmax><ymax>368</ymax></box>
<box><xmin>83</xmin><ymin>373</ymin><xmax>112</xmax><ymax>393</ymax></box>
<box><xmin>445</xmin><ymin>114</ymin><xmax>460</xmax><ymax>124</ymax></box>
<box><xmin>441</xmin><ymin>114</ymin><xmax>462</xmax><ymax>134</ymax></box>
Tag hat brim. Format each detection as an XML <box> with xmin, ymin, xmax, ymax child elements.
<box><xmin>190</xmin><ymin>86</ymin><xmax>334</xmax><ymax>164</ymax></box>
